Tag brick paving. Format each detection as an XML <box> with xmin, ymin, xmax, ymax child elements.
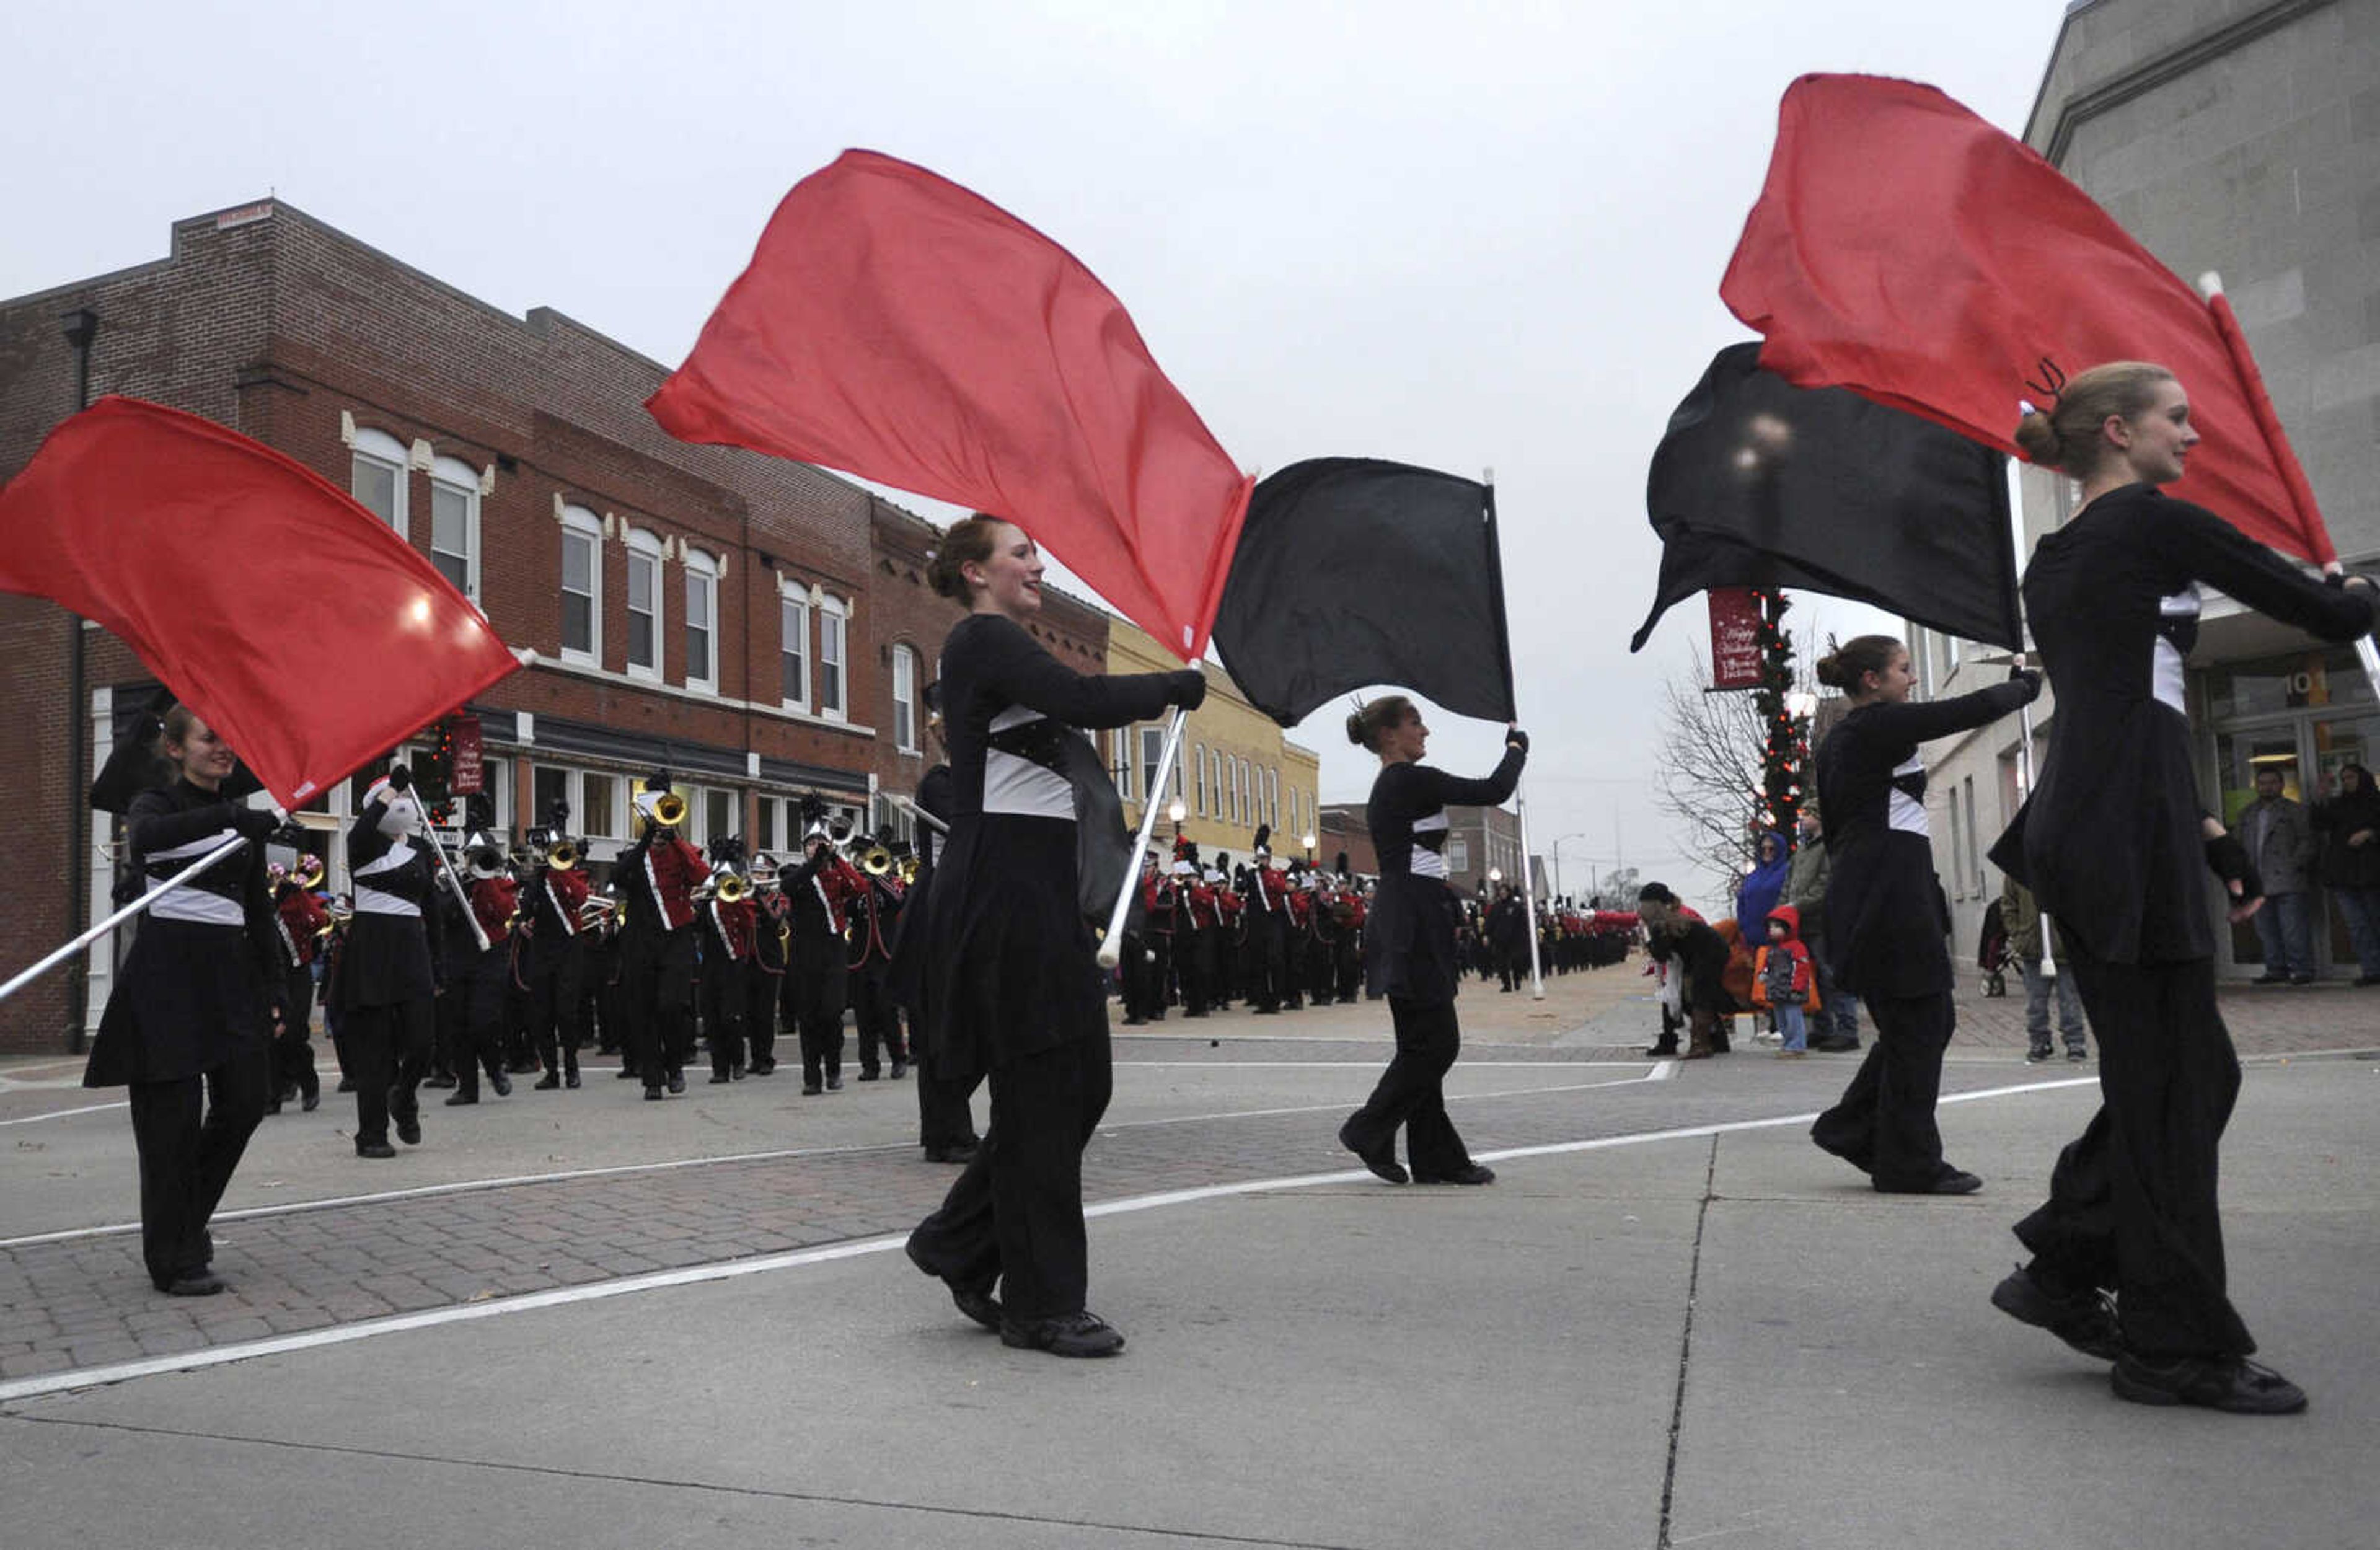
<box><xmin>1</xmin><ymin>958</ymin><xmax>2369</xmax><ymax>1391</ymax></box>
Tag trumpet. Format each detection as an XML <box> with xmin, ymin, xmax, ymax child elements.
<box><xmin>898</xmin><ymin>855</ymin><xmax>920</xmax><ymax>886</ymax></box>
<box><xmin>858</xmin><ymin>843</ymin><xmax>894</xmax><ymax>878</ymax></box>
<box><xmin>714</xmin><ymin>873</ymin><xmax>749</xmax><ymax>904</ymax></box>
<box><xmin>635</xmin><ymin>790</ymin><xmax>689</xmax><ymax>834</ymax></box>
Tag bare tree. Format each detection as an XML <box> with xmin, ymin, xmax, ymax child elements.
<box><xmin>1655</xmin><ymin>644</ymin><xmax>1773</xmax><ymax>902</ymax></box>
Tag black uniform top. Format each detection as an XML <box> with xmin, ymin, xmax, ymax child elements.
<box><xmin>919</xmin><ymin>613</ymin><xmax>1179</xmax><ymax>1078</ymax></box>
<box><xmin>1364</xmin><ymin>746</ymin><xmax>1525</xmax><ymax>1005</ymax></box>
<box><xmin>885</xmin><ymin>763</ymin><xmax>951</xmax><ymax>1014</ymax></box>
<box><xmin>1996</xmin><ymin>485</ymin><xmax>2373</xmax><ymax>964</ymax></box>
<box><xmin>1818</xmin><ymin>678</ymin><xmax>2034</xmax><ymax>1001</ymax></box>
<box><xmin>84</xmin><ymin>778</ymin><xmax>279</xmax><ymax>1087</ymax></box>
<box><xmin>337</xmin><ymin>795</ymin><xmax>444</xmax><ymax>1008</ymax></box>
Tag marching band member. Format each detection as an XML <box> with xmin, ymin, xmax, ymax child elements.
<box><xmin>1246</xmin><ymin>830</ymin><xmax>1290</xmax><ymax>1013</ymax></box>
<box><xmin>745</xmin><ymin>855</ymin><xmax>790</xmax><ymax>1077</ymax></box>
<box><xmin>697</xmin><ymin>842</ymin><xmax>755</xmax><ymax>1083</ymax></box>
<box><xmin>520</xmin><ymin>821</ymin><xmax>591</xmax><ymax>1089</ymax></box>
<box><xmin>1176</xmin><ymin>856</ymin><xmax>1214</xmax><ymax>1019</ymax></box>
<box><xmin>850</xmin><ymin>829</ymin><xmax>910</xmax><ymax>1080</ymax></box>
<box><xmin>83</xmin><ymin>707</ymin><xmax>282</xmax><ymax>1293</ymax></box>
<box><xmin>441</xmin><ymin>834</ymin><xmax>516</xmax><ymax>1106</ymax></box>
<box><xmin>1213</xmin><ymin>866</ymin><xmax>1245</xmax><ymax>1012</ymax></box>
<box><xmin>617</xmin><ymin>776</ymin><xmax>706</xmax><ymax>1100</ymax></box>
<box><xmin>337</xmin><ymin>767</ymin><xmax>446</xmax><ymax>1158</ymax></box>
<box><xmin>903</xmin><ymin>515</ymin><xmax>1205</xmax><ymax>1357</ymax></box>
<box><xmin>1336</xmin><ymin>697</ymin><xmax>1525</xmax><ymax>1187</ymax></box>
<box><xmin>1331</xmin><ymin>869</ymin><xmax>1367</xmax><ymax>1005</ymax></box>
<box><xmin>1119</xmin><ymin>850</ymin><xmax>1165</xmax><ymax>1026</ymax></box>
<box><xmin>268</xmin><ymin>858</ymin><xmax>328</xmax><ymax>1112</ymax></box>
<box><xmin>788</xmin><ymin>811</ymin><xmax>868</xmax><ymax>1093</ymax></box>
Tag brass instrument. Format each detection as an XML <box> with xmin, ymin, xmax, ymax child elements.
<box><xmin>858</xmin><ymin>843</ymin><xmax>894</xmax><ymax>878</ymax></box>
<box><xmin>315</xmin><ymin>902</ymin><xmax>353</xmax><ymax>938</ymax></box>
<box><xmin>898</xmin><ymin>855</ymin><xmax>920</xmax><ymax>886</ymax></box>
<box><xmin>715</xmin><ymin>873</ymin><xmax>749</xmax><ymax>904</ymax></box>
<box><xmin>293</xmin><ymin>854</ymin><xmax>326</xmax><ymax>891</ymax></box>
<box><xmin>636</xmin><ymin>790</ymin><xmax>689</xmax><ymax>834</ymax></box>
<box><xmin>548</xmin><ymin>839</ymin><xmax>578</xmax><ymax>870</ymax></box>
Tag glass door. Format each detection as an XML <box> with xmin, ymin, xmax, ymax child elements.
<box><xmin>2309</xmin><ymin>711</ymin><xmax>2380</xmax><ymax>969</ymax></box>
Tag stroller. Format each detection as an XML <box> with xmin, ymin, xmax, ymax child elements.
<box><xmin>1976</xmin><ymin>899</ymin><xmax>2012</xmax><ymax>997</ymax></box>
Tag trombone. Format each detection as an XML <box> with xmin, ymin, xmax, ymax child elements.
<box><xmin>635</xmin><ymin>790</ymin><xmax>689</xmax><ymax>835</ymax></box>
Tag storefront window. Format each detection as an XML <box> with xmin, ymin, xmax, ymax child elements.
<box><xmin>2204</xmin><ymin>647</ymin><xmax>2375</xmax><ymax>722</ymax></box>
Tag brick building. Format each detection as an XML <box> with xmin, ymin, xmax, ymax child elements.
<box><xmin>0</xmin><ymin>198</ymin><xmax>1105</xmax><ymax>1052</ymax></box>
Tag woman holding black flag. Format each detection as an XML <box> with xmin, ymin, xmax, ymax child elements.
<box><xmin>902</xmin><ymin>516</ymin><xmax>1204</xmax><ymax>1358</ymax></box>
<box><xmin>1990</xmin><ymin>362</ymin><xmax>2375</xmax><ymax>1414</ymax></box>
<box><xmin>1805</xmin><ymin>635</ymin><xmax>2037</xmax><ymax>1195</ymax></box>
<box><xmin>1336</xmin><ymin>697</ymin><xmax>1525</xmax><ymax>1186</ymax></box>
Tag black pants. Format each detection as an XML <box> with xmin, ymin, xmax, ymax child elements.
<box><xmin>622</xmin><ymin>927</ymin><xmax>695</xmax><ymax>1088</ymax></box>
<box><xmin>1176</xmin><ymin>927</ymin><xmax>1209</xmax><ymax>1016</ymax></box>
<box><xmin>345</xmin><ymin>995</ymin><xmax>434</xmax><ymax>1145</ymax></box>
<box><xmin>853</xmin><ymin>962</ymin><xmax>907</xmax><ymax>1073</ymax></box>
<box><xmin>1340</xmin><ymin>996</ymin><xmax>1473</xmax><ymax>1177</ymax></box>
<box><xmin>1810</xmin><ymin>991</ymin><xmax>1954</xmax><ymax>1189</ymax></box>
<box><xmin>127</xmin><ymin>1045</ymin><xmax>271</xmax><ymax>1288</ymax></box>
<box><xmin>796</xmin><ymin>953</ymin><xmax>848</xmax><ymax>1085</ymax></box>
<box><xmin>913</xmin><ymin>1037</ymin><xmax>982</xmax><ymax>1151</ymax></box>
<box><xmin>745</xmin><ymin>967</ymin><xmax>782</xmax><ymax>1068</ymax></box>
<box><xmin>275</xmin><ymin>968</ymin><xmax>319</xmax><ymax>1100</ymax></box>
<box><xmin>908</xmin><ymin>1033</ymin><xmax>1113</xmax><ymax>1321</ymax></box>
<box><xmin>2014</xmin><ymin>946</ymin><xmax>2252</xmax><ymax>1359</ymax></box>
<box><xmin>529</xmin><ymin>943</ymin><xmax>583</xmax><ymax>1077</ymax></box>
<box><xmin>702</xmin><ymin>958</ymin><xmax>746</xmax><ymax>1077</ymax></box>
<box><xmin>1334</xmin><ymin>935</ymin><xmax>1362</xmax><ymax>1003</ymax></box>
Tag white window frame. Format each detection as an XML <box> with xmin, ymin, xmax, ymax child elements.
<box><xmin>429</xmin><ymin>455</ymin><xmax>482</xmax><ymax>605</ymax></box>
<box><xmin>818</xmin><ymin>594</ymin><xmax>849</xmax><ymax>721</ymax></box>
<box><xmin>1140</xmin><ymin>726</ymin><xmax>1165</xmax><ymax>804</ymax></box>
<box><xmin>625</xmin><ymin>528</ymin><xmax>664</xmax><ymax>682</ymax></box>
<box><xmin>1234</xmin><ymin>758</ymin><xmax>1247</xmax><ymax>826</ymax></box>
<box><xmin>350</xmin><ymin>428</ymin><xmax>408</xmax><ymax>538</ymax></box>
<box><xmin>579</xmin><ymin>769</ymin><xmax>625</xmax><ymax>844</ymax></box>
<box><xmin>559</xmin><ymin>505</ymin><xmax>603</xmax><ymax>667</ymax></box>
<box><xmin>1447</xmin><ymin>836</ymin><xmax>1470</xmax><ymax>874</ymax></box>
<box><xmin>1911</xmin><ymin>627</ymin><xmax>1935</xmax><ymax>699</ymax></box>
<box><xmin>892</xmin><ymin>645</ymin><xmax>919</xmax><ymax>754</ymax></box>
<box><xmin>684</xmin><ymin>548</ymin><xmax>720</xmax><ymax>696</ymax></box>
<box><xmin>1194</xmin><ymin>744</ymin><xmax>1207</xmax><ymax>816</ymax></box>
<box><xmin>1111</xmin><ymin>729</ymin><xmax>1134</xmax><ymax>799</ymax></box>
<box><xmin>1268</xmin><ymin>768</ymin><xmax>1280</xmax><ymax>830</ymax></box>
<box><xmin>778</xmin><ymin>580</ymin><xmax>811</xmax><ymax>712</ymax></box>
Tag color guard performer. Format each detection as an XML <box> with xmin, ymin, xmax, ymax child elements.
<box><xmin>1336</xmin><ymin>697</ymin><xmax>1525</xmax><ymax>1186</ymax></box>
<box><xmin>336</xmin><ymin>767</ymin><xmax>446</xmax><ymax>1158</ymax></box>
<box><xmin>83</xmin><ymin>707</ymin><xmax>283</xmax><ymax>1293</ymax></box>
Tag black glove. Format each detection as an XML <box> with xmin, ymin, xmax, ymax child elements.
<box><xmin>2205</xmin><ymin>831</ymin><xmax>2263</xmax><ymax>904</ymax></box>
<box><xmin>2007</xmin><ymin>664</ymin><xmax>2043</xmax><ymax>695</ymax></box>
<box><xmin>1169</xmin><ymin>671</ymin><xmax>1208</xmax><ymax>711</ymax></box>
<box><xmin>229</xmin><ymin>806</ymin><xmax>280</xmax><ymax>842</ymax></box>
<box><xmin>1506</xmin><ymin>728</ymin><xmax>1530</xmax><ymax>755</ymax></box>
<box><xmin>386</xmin><ymin>764</ymin><xmax>413</xmax><ymax>793</ymax></box>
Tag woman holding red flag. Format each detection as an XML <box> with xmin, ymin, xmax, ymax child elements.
<box><xmin>1990</xmin><ymin>363</ymin><xmax>2375</xmax><ymax>1414</ymax></box>
<box><xmin>82</xmin><ymin>707</ymin><xmax>283</xmax><ymax>1295</ymax></box>
<box><xmin>903</xmin><ymin>516</ymin><xmax>1205</xmax><ymax>1358</ymax></box>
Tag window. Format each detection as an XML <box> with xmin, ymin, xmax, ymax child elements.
<box><xmin>560</xmin><ymin>506</ymin><xmax>601</xmax><ymax>664</ymax></box>
<box><xmin>1268</xmin><ymin>768</ymin><xmax>1280</xmax><ymax>830</ymax></box>
<box><xmin>580</xmin><ymin>772</ymin><xmax>620</xmax><ymax>840</ymax></box>
<box><xmin>1194</xmin><ymin>744</ymin><xmax>1207</xmax><ymax>816</ymax></box>
<box><xmin>756</xmin><ymin>796</ymin><xmax>778</xmax><ymax>855</ymax></box>
<box><xmin>1946</xmin><ymin>790</ymin><xmax>1965</xmax><ymax>900</ymax></box>
<box><xmin>818</xmin><ymin>596</ymin><xmax>848</xmax><ymax>720</ymax></box>
<box><xmin>350</xmin><ymin>428</ymin><xmax>408</xmax><ymax>536</ymax></box>
<box><xmin>892</xmin><ymin>645</ymin><xmax>919</xmax><ymax>753</ymax></box>
<box><xmin>1140</xmin><ymin>727</ymin><xmax>1165</xmax><ymax>803</ymax></box>
<box><xmin>684</xmin><ymin>550</ymin><xmax>718</xmax><ymax>694</ymax></box>
<box><xmin>1942</xmin><ymin>633</ymin><xmax>1962</xmax><ymax>678</ymax></box>
<box><xmin>532</xmin><ymin>765</ymin><xmax>568</xmax><ymax>831</ymax></box>
<box><xmin>706</xmin><ymin>787</ymin><xmax>735</xmax><ymax>849</ymax></box>
<box><xmin>1111</xmin><ymin>728</ymin><xmax>1134</xmax><ymax>799</ymax></box>
<box><xmin>1963</xmin><ymin>775</ymin><xmax>1982</xmax><ymax>896</ymax></box>
<box><xmin>1912</xmin><ymin>627</ymin><xmax>1934</xmax><ymax>699</ymax></box>
<box><xmin>1448</xmin><ymin>836</ymin><xmax>1470</xmax><ymax>874</ymax></box>
<box><xmin>779</xmin><ymin>588</ymin><xmax>809</xmax><ymax>709</ymax></box>
<box><xmin>625</xmin><ymin>531</ymin><xmax>662</xmax><ymax>679</ymax></box>
<box><xmin>430</xmin><ymin>456</ymin><xmax>480</xmax><ymax>603</ymax></box>
<box><xmin>1234</xmin><ymin>758</ymin><xmax>1247</xmax><ymax>825</ymax></box>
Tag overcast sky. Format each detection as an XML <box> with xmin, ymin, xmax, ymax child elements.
<box><xmin>1</xmin><ymin>0</ymin><xmax>2069</xmax><ymax>910</ymax></box>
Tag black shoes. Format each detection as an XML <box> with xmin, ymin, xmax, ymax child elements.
<box><xmin>491</xmin><ymin>1071</ymin><xmax>513</xmax><ymax>1097</ymax></box>
<box><xmin>1642</xmin><ymin>1041</ymin><xmax>1680</xmax><ymax>1058</ymax></box>
<box><xmin>890</xmin><ymin>1060</ymin><xmax>907</xmax><ymax>1079</ymax></box>
<box><xmin>2112</xmin><ymin>1352</ymin><xmax>2307</xmax><ymax>1414</ymax></box>
<box><xmin>2066</xmin><ymin>1047</ymin><xmax>2089</xmax><ymax>1062</ymax></box>
<box><xmin>2025</xmin><ymin>1045</ymin><xmax>2053</xmax><ymax>1064</ymax></box>
<box><xmin>2250</xmin><ymin>973</ymin><xmax>2287</xmax><ymax>985</ymax></box>
<box><xmin>301</xmin><ymin>1088</ymin><xmax>320</xmax><ymax>1112</ymax></box>
<box><xmin>923</xmin><ymin>1142</ymin><xmax>981</xmax><ymax>1165</ymax></box>
<box><xmin>1874</xmin><ymin>1168</ymin><xmax>1981</xmax><ymax>1195</ymax></box>
<box><xmin>1811</xmin><ymin>1036</ymin><xmax>1860</xmax><ymax>1053</ymax></box>
<box><xmin>666</xmin><ymin>1071</ymin><xmax>686</xmax><ymax>1094</ymax></box>
<box><xmin>644</xmin><ymin>1085</ymin><xmax>666</xmax><ymax>1101</ymax></box>
<box><xmin>395</xmin><ymin>1113</ymin><xmax>422</xmax><ymax>1146</ymax></box>
<box><xmin>1990</xmin><ymin>1265</ymin><xmax>2123</xmax><ymax>1361</ymax></box>
<box><xmin>421</xmin><ymin>1073</ymin><xmax>457</xmax><ymax>1090</ymax></box>
<box><xmin>708</xmin><ymin>1072</ymin><xmax>732</xmax><ymax>1084</ymax></box>
<box><xmin>826</xmin><ymin>1073</ymin><xmax>844</xmax><ymax>1091</ymax></box>
<box><xmin>905</xmin><ymin>1239</ymin><xmax>1002</xmax><ymax>1331</ymax></box>
<box><xmin>564</xmin><ymin>1070</ymin><xmax>581</xmax><ymax>1089</ymax></box>
<box><xmin>750</xmin><ymin>1059</ymin><xmax>777</xmax><ymax>1075</ymax></box>
<box><xmin>443</xmin><ymin>1091</ymin><xmax>477</xmax><ymax>1106</ymax></box>
<box><xmin>1337</xmin><ymin>1119</ymin><xmax>1408</xmax><ymax>1184</ymax></box>
<box><xmin>2288</xmin><ymin>974</ymin><xmax>2316</xmax><ymax>986</ymax></box>
<box><xmin>534</xmin><ymin>1071</ymin><xmax>562</xmax><ymax>1090</ymax></box>
<box><xmin>1000</xmin><ymin>1310</ymin><xmax>1126</xmax><ymax>1358</ymax></box>
<box><xmin>355</xmin><ymin>1139</ymin><xmax>396</xmax><ymax>1159</ymax></box>
<box><xmin>159</xmin><ymin>1270</ymin><xmax>226</xmax><ymax>1297</ymax></box>
<box><xmin>615</xmin><ymin>1065</ymin><xmax>640</xmax><ymax>1080</ymax></box>
<box><xmin>1413</xmin><ymin>1164</ymin><xmax>1496</xmax><ymax>1186</ymax></box>
<box><xmin>801</xmin><ymin>1081</ymin><xmax>824</xmax><ymax>1096</ymax></box>
<box><xmin>858</xmin><ymin>1068</ymin><xmax>881</xmax><ymax>1080</ymax></box>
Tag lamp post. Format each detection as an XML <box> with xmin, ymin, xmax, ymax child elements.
<box><xmin>1168</xmin><ymin>796</ymin><xmax>1186</xmax><ymax>852</ymax></box>
<box><xmin>1302</xmin><ymin>830</ymin><xmax>1316</xmax><ymax>865</ymax></box>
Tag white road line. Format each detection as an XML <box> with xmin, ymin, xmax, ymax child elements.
<box><xmin>0</xmin><ymin>1065</ymin><xmax>1659</xmax><ymax>1249</ymax></box>
<box><xmin>0</xmin><ymin>1074</ymin><xmax>2102</xmax><ymax>1407</ymax></box>
<box><xmin>1111</xmin><ymin>1060</ymin><xmax>1648</xmax><ymax>1069</ymax></box>
<box><xmin>0</xmin><ymin>1101</ymin><xmax>127</xmax><ymax>1129</ymax></box>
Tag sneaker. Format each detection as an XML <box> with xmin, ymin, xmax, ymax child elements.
<box><xmin>2025</xmin><ymin>1046</ymin><xmax>2053</xmax><ymax>1064</ymax></box>
<box><xmin>1990</xmin><ymin>1264</ymin><xmax>2122</xmax><ymax>1361</ymax></box>
<box><xmin>1411</xmin><ymin>1163</ymin><xmax>1496</xmax><ymax>1185</ymax></box>
<box><xmin>491</xmin><ymin>1071</ymin><xmax>513</xmax><ymax>1098</ymax></box>
<box><xmin>564</xmin><ymin>1071</ymin><xmax>581</xmax><ymax>1089</ymax></box>
<box><xmin>1000</xmin><ymin>1310</ymin><xmax>1126</xmax><ymax>1358</ymax></box>
<box><xmin>2066</xmin><ymin>1046</ymin><xmax>2089</xmax><ymax>1062</ymax></box>
<box><xmin>825</xmin><ymin>1073</ymin><xmax>844</xmax><ymax>1091</ymax></box>
<box><xmin>2112</xmin><ymin>1352</ymin><xmax>2307</xmax><ymax>1414</ymax></box>
<box><xmin>534</xmin><ymin>1071</ymin><xmax>562</xmax><ymax>1091</ymax></box>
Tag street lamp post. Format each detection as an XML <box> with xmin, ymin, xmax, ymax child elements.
<box><xmin>1168</xmin><ymin>797</ymin><xmax>1186</xmax><ymax>855</ymax></box>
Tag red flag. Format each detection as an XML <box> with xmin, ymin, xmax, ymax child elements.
<box><xmin>1721</xmin><ymin>73</ymin><xmax>2335</xmax><ymax>565</ymax></box>
<box><xmin>0</xmin><ymin>397</ymin><xmax>520</xmax><ymax>808</ymax></box>
<box><xmin>648</xmin><ymin>150</ymin><xmax>1254</xmax><ymax>661</ymax></box>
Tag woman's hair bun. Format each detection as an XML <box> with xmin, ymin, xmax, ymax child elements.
<box><xmin>2012</xmin><ymin>408</ymin><xmax>2063</xmax><ymax>469</ymax></box>
<box><xmin>1344</xmin><ymin>709</ymin><xmax>1368</xmax><ymax>747</ymax></box>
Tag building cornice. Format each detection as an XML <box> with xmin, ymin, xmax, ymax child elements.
<box><xmin>2028</xmin><ymin>0</ymin><xmax>2337</xmax><ymax>162</ymax></box>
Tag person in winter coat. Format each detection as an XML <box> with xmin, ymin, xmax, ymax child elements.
<box><xmin>2240</xmin><ymin>767</ymin><xmax>2317</xmax><ymax>983</ymax></box>
<box><xmin>1750</xmin><ymin>905</ymin><xmax>1820</xmax><ymax>1057</ymax></box>
<box><xmin>1785</xmin><ymin>807</ymin><xmax>1858</xmax><ymax>1051</ymax></box>
<box><xmin>1999</xmin><ymin>876</ymin><xmax>2087</xmax><ymax>1062</ymax></box>
<box><xmin>2312</xmin><ymin>762</ymin><xmax>2380</xmax><ymax>984</ymax></box>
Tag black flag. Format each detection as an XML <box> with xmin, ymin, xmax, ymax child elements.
<box><xmin>1631</xmin><ymin>343</ymin><xmax>2022</xmax><ymax>654</ymax></box>
<box><xmin>1213</xmin><ymin>457</ymin><xmax>1517</xmax><ymax>728</ymax></box>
